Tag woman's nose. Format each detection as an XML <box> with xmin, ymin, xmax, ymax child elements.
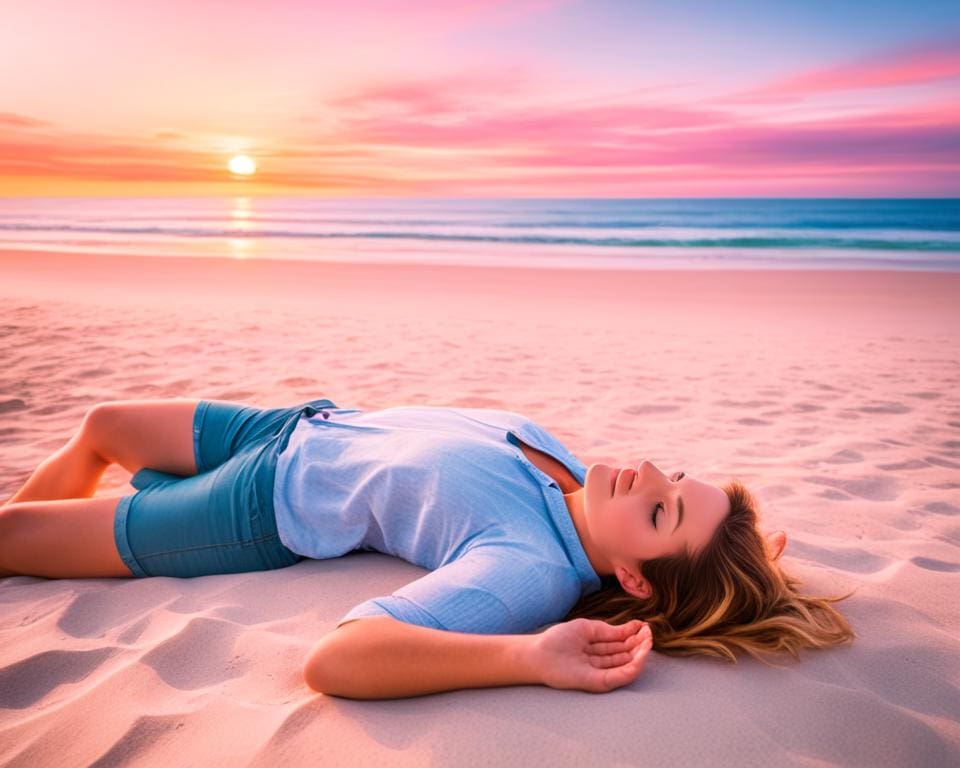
<box><xmin>636</xmin><ymin>459</ymin><xmax>669</xmax><ymax>484</ymax></box>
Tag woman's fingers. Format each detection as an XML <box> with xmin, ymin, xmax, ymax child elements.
<box><xmin>589</xmin><ymin>622</ymin><xmax>651</xmax><ymax>655</ymax></box>
<box><xmin>594</xmin><ymin>620</ymin><xmax>645</xmax><ymax>640</ymax></box>
<box><xmin>601</xmin><ymin>635</ymin><xmax>654</xmax><ymax>686</ymax></box>
<box><xmin>588</xmin><ymin>627</ymin><xmax>653</xmax><ymax>671</ymax></box>
<box><xmin>588</xmin><ymin>637</ymin><xmax>639</xmax><ymax>655</ymax></box>
<box><xmin>589</xmin><ymin>650</ymin><xmax>634</xmax><ymax>668</ymax></box>
<box><xmin>622</xmin><ymin>632</ymin><xmax>652</xmax><ymax>663</ymax></box>
<box><xmin>592</xmin><ymin>619</ymin><xmax>642</xmax><ymax>638</ymax></box>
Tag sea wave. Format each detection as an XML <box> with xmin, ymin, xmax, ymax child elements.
<box><xmin>1</xmin><ymin>222</ymin><xmax>958</xmax><ymax>251</ymax></box>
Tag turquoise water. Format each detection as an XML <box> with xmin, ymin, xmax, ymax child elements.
<box><xmin>0</xmin><ymin>196</ymin><xmax>957</xmax><ymax>271</ymax></box>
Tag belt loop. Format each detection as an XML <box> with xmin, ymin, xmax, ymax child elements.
<box><xmin>278</xmin><ymin>402</ymin><xmax>330</xmax><ymax>455</ymax></box>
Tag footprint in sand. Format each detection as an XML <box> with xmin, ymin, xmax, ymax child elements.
<box><xmin>117</xmin><ymin>616</ymin><xmax>151</xmax><ymax>645</ymax></box>
<box><xmin>824</xmin><ymin>449</ymin><xmax>864</xmax><ymax>464</ymax></box>
<box><xmin>905</xmin><ymin>391</ymin><xmax>942</xmax><ymax>400</ymax></box>
<box><xmin>758</xmin><ymin>484</ymin><xmax>796</xmax><ymax>500</ymax></box>
<box><xmin>140</xmin><ymin>617</ymin><xmax>244</xmax><ymax>690</ymax></box>
<box><xmin>801</xmin><ymin>474</ymin><xmax>899</xmax><ymax>501</ymax></box>
<box><xmin>59</xmin><ymin>588</ymin><xmax>174</xmax><ymax>638</ymax></box>
<box><xmin>890</xmin><ymin>515</ymin><xmax>922</xmax><ymax>531</ymax></box>
<box><xmin>787</xmin><ymin>540</ymin><xmax>892</xmax><ymax>574</ymax></box>
<box><xmin>818</xmin><ymin>489</ymin><xmax>851</xmax><ymax>500</ymax></box>
<box><xmin>925</xmin><ymin>456</ymin><xmax>960</xmax><ymax>469</ymax></box>
<box><xmin>737</xmin><ymin>417</ymin><xmax>771</xmax><ymax>426</ymax></box>
<box><xmin>33</xmin><ymin>403</ymin><xmax>72</xmax><ymax>415</ymax></box>
<box><xmin>0</xmin><ymin>648</ymin><xmax>118</xmax><ymax>709</ymax></box>
<box><xmin>858</xmin><ymin>401</ymin><xmax>913</xmax><ymax>415</ymax></box>
<box><xmin>910</xmin><ymin>556</ymin><xmax>960</xmax><ymax>572</ymax></box>
<box><xmin>876</xmin><ymin>459</ymin><xmax>929</xmax><ymax>471</ymax></box>
<box><xmin>923</xmin><ymin>501</ymin><xmax>959</xmax><ymax>516</ymax></box>
<box><xmin>85</xmin><ymin>715</ymin><xmax>187</xmax><ymax>767</ymax></box>
<box><xmin>0</xmin><ymin>397</ymin><xmax>28</xmax><ymax>414</ymax></box>
<box><xmin>76</xmin><ymin>366</ymin><xmax>114</xmax><ymax>379</ymax></box>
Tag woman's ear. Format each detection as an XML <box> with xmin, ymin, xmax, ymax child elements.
<box><xmin>766</xmin><ymin>530</ymin><xmax>787</xmax><ymax>561</ymax></box>
<box><xmin>615</xmin><ymin>563</ymin><xmax>652</xmax><ymax>600</ymax></box>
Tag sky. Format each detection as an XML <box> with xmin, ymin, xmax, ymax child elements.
<box><xmin>1</xmin><ymin>0</ymin><xmax>959</xmax><ymax>197</ymax></box>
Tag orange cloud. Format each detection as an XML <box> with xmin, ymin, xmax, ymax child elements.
<box><xmin>0</xmin><ymin>112</ymin><xmax>52</xmax><ymax>129</ymax></box>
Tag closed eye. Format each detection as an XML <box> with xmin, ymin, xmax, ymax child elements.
<box><xmin>651</xmin><ymin>502</ymin><xmax>662</xmax><ymax>528</ymax></box>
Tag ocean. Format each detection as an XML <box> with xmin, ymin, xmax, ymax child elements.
<box><xmin>0</xmin><ymin>196</ymin><xmax>957</xmax><ymax>271</ymax></box>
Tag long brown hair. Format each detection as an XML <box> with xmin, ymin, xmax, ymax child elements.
<box><xmin>563</xmin><ymin>478</ymin><xmax>857</xmax><ymax>666</ymax></box>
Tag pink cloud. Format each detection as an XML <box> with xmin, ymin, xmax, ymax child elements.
<box><xmin>324</xmin><ymin>67</ymin><xmax>535</xmax><ymax>118</ymax></box>
<box><xmin>320</xmin><ymin>86</ymin><xmax>737</xmax><ymax>147</ymax></box>
<box><xmin>728</xmin><ymin>36</ymin><xmax>960</xmax><ymax>102</ymax></box>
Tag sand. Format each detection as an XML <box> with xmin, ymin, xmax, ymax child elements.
<box><xmin>1</xmin><ymin>247</ymin><xmax>959</xmax><ymax>766</ymax></box>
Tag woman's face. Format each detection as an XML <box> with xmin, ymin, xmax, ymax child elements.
<box><xmin>580</xmin><ymin>459</ymin><xmax>731</xmax><ymax>597</ymax></box>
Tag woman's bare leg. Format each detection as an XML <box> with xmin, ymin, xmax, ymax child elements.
<box><xmin>3</xmin><ymin>398</ymin><xmax>201</xmax><ymax>507</ymax></box>
<box><xmin>3</xmin><ymin>425</ymin><xmax>110</xmax><ymax>507</ymax></box>
<box><xmin>0</xmin><ymin>496</ymin><xmax>133</xmax><ymax>578</ymax></box>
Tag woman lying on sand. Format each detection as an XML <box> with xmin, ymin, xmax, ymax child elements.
<box><xmin>0</xmin><ymin>397</ymin><xmax>856</xmax><ymax>699</ymax></box>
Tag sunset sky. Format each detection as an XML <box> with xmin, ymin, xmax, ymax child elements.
<box><xmin>2</xmin><ymin>0</ymin><xmax>959</xmax><ymax>197</ymax></box>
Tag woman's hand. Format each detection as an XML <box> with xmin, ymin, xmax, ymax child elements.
<box><xmin>532</xmin><ymin>618</ymin><xmax>654</xmax><ymax>693</ymax></box>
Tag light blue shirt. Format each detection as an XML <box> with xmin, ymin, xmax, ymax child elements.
<box><xmin>271</xmin><ymin>404</ymin><xmax>602</xmax><ymax>635</ymax></box>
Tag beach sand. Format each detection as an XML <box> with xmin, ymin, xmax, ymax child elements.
<box><xmin>1</xmin><ymin>247</ymin><xmax>959</xmax><ymax>766</ymax></box>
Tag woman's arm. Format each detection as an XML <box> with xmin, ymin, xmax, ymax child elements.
<box><xmin>303</xmin><ymin>615</ymin><xmax>653</xmax><ymax>700</ymax></box>
<box><xmin>303</xmin><ymin>616</ymin><xmax>539</xmax><ymax>700</ymax></box>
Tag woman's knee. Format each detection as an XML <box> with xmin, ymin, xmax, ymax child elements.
<box><xmin>80</xmin><ymin>402</ymin><xmax>123</xmax><ymax>463</ymax></box>
<box><xmin>79</xmin><ymin>399</ymin><xmax>200</xmax><ymax>476</ymax></box>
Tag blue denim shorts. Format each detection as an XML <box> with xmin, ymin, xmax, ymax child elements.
<box><xmin>113</xmin><ymin>396</ymin><xmax>337</xmax><ymax>578</ymax></box>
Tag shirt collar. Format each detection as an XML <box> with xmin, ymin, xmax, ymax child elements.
<box><xmin>508</xmin><ymin>423</ymin><xmax>602</xmax><ymax>595</ymax></box>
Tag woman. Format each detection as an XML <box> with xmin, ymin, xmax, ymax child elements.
<box><xmin>0</xmin><ymin>397</ymin><xmax>856</xmax><ymax>698</ymax></box>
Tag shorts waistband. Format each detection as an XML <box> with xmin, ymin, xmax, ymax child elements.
<box><xmin>276</xmin><ymin>398</ymin><xmax>337</xmax><ymax>455</ymax></box>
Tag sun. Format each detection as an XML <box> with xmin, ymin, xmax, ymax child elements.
<box><xmin>228</xmin><ymin>155</ymin><xmax>257</xmax><ymax>176</ymax></box>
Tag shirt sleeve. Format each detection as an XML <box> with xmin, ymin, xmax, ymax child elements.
<box><xmin>336</xmin><ymin>546</ymin><xmax>580</xmax><ymax>635</ymax></box>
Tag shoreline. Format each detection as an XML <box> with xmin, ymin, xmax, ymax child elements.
<box><xmin>4</xmin><ymin>247</ymin><xmax>959</xmax><ymax>323</ymax></box>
